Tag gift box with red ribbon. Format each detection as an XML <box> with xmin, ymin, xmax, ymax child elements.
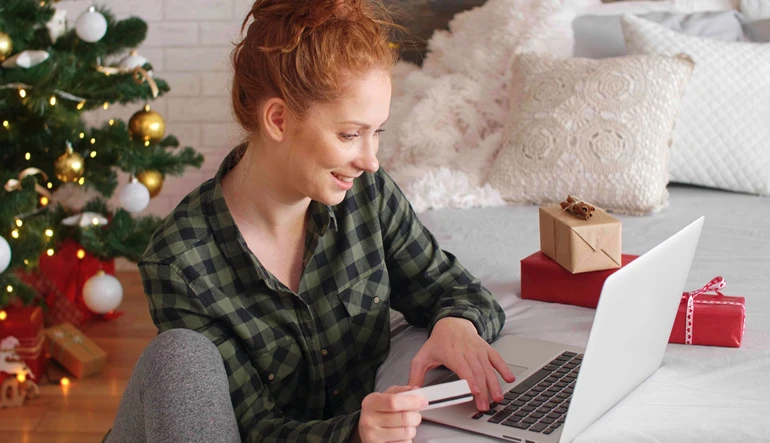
<box><xmin>669</xmin><ymin>277</ymin><xmax>745</xmax><ymax>348</ymax></box>
<box><xmin>521</xmin><ymin>251</ymin><xmax>640</xmax><ymax>308</ymax></box>
<box><xmin>0</xmin><ymin>306</ymin><xmax>47</xmax><ymax>381</ymax></box>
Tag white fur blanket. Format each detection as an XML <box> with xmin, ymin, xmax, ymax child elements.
<box><xmin>381</xmin><ymin>0</ymin><xmax>600</xmax><ymax>212</ymax></box>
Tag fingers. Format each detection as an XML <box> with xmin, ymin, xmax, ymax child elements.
<box><xmin>480</xmin><ymin>351</ymin><xmax>503</xmax><ymax>404</ymax></box>
<box><xmin>384</xmin><ymin>385</ymin><xmax>419</xmax><ymax>395</ymax></box>
<box><xmin>465</xmin><ymin>354</ymin><xmax>490</xmax><ymax>410</ymax></box>
<box><xmin>488</xmin><ymin>348</ymin><xmax>516</xmax><ymax>384</ymax></box>
<box><xmin>365</xmin><ymin>392</ymin><xmax>428</xmax><ymax>413</ymax></box>
<box><xmin>376</xmin><ymin>410</ymin><xmax>423</xmax><ymax>428</ymax></box>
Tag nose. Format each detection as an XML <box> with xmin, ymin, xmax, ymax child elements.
<box><xmin>354</xmin><ymin>138</ymin><xmax>380</xmax><ymax>173</ymax></box>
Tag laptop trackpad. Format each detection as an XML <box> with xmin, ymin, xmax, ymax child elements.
<box><xmin>433</xmin><ymin>365</ymin><xmax>529</xmax><ymax>388</ymax></box>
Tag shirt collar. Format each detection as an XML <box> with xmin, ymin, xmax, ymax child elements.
<box><xmin>204</xmin><ymin>145</ymin><xmax>338</xmax><ymax>285</ymax></box>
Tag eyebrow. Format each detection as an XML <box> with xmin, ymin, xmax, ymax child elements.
<box><xmin>338</xmin><ymin>118</ymin><xmax>389</xmax><ymax>129</ymax></box>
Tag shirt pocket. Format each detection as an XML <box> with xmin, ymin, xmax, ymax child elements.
<box><xmin>337</xmin><ymin>266</ymin><xmax>391</xmax><ymax>360</ymax></box>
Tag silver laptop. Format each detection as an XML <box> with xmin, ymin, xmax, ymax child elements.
<box><xmin>422</xmin><ymin>217</ymin><xmax>704</xmax><ymax>443</ymax></box>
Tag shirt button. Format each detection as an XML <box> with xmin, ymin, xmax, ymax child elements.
<box><xmin>332</xmin><ymin>389</ymin><xmax>340</xmax><ymax>396</ymax></box>
<box><xmin>321</xmin><ymin>349</ymin><xmax>328</xmax><ymax>356</ymax></box>
<box><xmin>268</xmin><ymin>374</ymin><xmax>275</xmax><ymax>381</ymax></box>
<box><xmin>373</xmin><ymin>296</ymin><xmax>380</xmax><ymax>304</ymax></box>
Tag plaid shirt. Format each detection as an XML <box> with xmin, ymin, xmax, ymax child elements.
<box><xmin>139</xmin><ymin>147</ymin><xmax>506</xmax><ymax>442</ymax></box>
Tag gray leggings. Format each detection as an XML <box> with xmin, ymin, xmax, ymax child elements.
<box><xmin>105</xmin><ymin>328</ymin><xmax>240</xmax><ymax>443</ymax></box>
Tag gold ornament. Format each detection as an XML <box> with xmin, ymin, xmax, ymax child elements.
<box><xmin>129</xmin><ymin>104</ymin><xmax>165</xmax><ymax>143</ymax></box>
<box><xmin>136</xmin><ymin>170</ymin><xmax>163</xmax><ymax>198</ymax></box>
<box><xmin>54</xmin><ymin>144</ymin><xmax>85</xmax><ymax>183</ymax></box>
<box><xmin>0</xmin><ymin>32</ymin><xmax>12</xmax><ymax>62</ymax></box>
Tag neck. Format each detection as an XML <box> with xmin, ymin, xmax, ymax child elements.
<box><xmin>222</xmin><ymin>142</ymin><xmax>310</xmax><ymax>236</ymax></box>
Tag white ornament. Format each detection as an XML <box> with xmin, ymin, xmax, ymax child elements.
<box><xmin>119</xmin><ymin>50</ymin><xmax>152</xmax><ymax>76</ymax></box>
<box><xmin>1</xmin><ymin>50</ymin><xmax>50</xmax><ymax>69</ymax></box>
<box><xmin>46</xmin><ymin>7</ymin><xmax>68</xmax><ymax>43</ymax></box>
<box><xmin>61</xmin><ymin>212</ymin><xmax>109</xmax><ymax>227</ymax></box>
<box><xmin>118</xmin><ymin>179</ymin><xmax>150</xmax><ymax>213</ymax></box>
<box><xmin>75</xmin><ymin>7</ymin><xmax>108</xmax><ymax>43</ymax></box>
<box><xmin>0</xmin><ymin>235</ymin><xmax>10</xmax><ymax>274</ymax></box>
<box><xmin>82</xmin><ymin>271</ymin><xmax>123</xmax><ymax>314</ymax></box>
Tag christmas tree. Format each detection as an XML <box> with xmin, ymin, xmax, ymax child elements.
<box><xmin>0</xmin><ymin>1</ymin><xmax>203</xmax><ymax>309</ymax></box>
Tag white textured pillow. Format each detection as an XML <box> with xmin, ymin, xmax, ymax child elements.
<box><xmin>622</xmin><ymin>14</ymin><xmax>770</xmax><ymax>195</ymax></box>
<box><xmin>486</xmin><ymin>53</ymin><xmax>693</xmax><ymax>215</ymax></box>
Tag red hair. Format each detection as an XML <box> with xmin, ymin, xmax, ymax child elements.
<box><xmin>231</xmin><ymin>0</ymin><xmax>400</xmax><ymax>136</ymax></box>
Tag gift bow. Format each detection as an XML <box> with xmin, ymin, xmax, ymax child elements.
<box><xmin>97</xmin><ymin>65</ymin><xmax>158</xmax><ymax>98</ymax></box>
<box><xmin>4</xmin><ymin>167</ymin><xmax>53</xmax><ymax>199</ymax></box>
<box><xmin>682</xmin><ymin>277</ymin><xmax>727</xmax><ymax>345</ymax></box>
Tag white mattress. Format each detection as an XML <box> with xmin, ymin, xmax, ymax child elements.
<box><xmin>375</xmin><ymin>185</ymin><xmax>770</xmax><ymax>442</ymax></box>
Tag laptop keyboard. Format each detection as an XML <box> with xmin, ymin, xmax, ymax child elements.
<box><xmin>471</xmin><ymin>351</ymin><xmax>583</xmax><ymax>435</ymax></box>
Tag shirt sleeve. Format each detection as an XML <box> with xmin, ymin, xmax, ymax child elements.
<box><xmin>140</xmin><ymin>261</ymin><xmax>361</xmax><ymax>443</ymax></box>
<box><xmin>375</xmin><ymin>169</ymin><xmax>506</xmax><ymax>343</ymax></box>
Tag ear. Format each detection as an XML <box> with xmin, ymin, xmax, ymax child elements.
<box><xmin>261</xmin><ymin>98</ymin><xmax>289</xmax><ymax>142</ymax></box>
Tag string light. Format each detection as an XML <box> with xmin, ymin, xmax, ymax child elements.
<box><xmin>109</xmin><ymin>119</ymin><xmax>114</xmax><ymax>126</ymax></box>
<box><xmin>23</xmin><ymin>259</ymin><xmax>29</xmax><ymax>265</ymax></box>
<box><xmin>60</xmin><ymin>377</ymin><xmax>71</xmax><ymax>387</ymax></box>
<box><xmin>78</xmin><ymin>177</ymin><xmax>85</xmax><ymax>185</ymax></box>
<box><xmin>47</xmin><ymin>182</ymin><xmax>53</xmax><ymax>189</ymax></box>
<box><xmin>144</xmin><ymin>141</ymin><xmax>150</xmax><ymax>147</ymax></box>
<box><xmin>25</xmin><ymin>152</ymin><xmax>31</xmax><ymax>160</ymax></box>
<box><xmin>103</xmin><ymin>102</ymin><xmax>109</xmax><ymax>110</ymax></box>
<box><xmin>15</xmin><ymin>219</ymin><xmax>22</xmax><ymax>227</ymax></box>
<box><xmin>19</xmin><ymin>89</ymin><xmax>27</xmax><ymax>98</ymax></box>
<box><xmin>90</xmin><ymin>138</ymin><xmax>96</xmax><ymax>144</ymax></box>
<box><xmin>47</xmin><ymin>248</ymin><xmax>54</xmax><ymax>256</ymax></box>
<box><xmin>77</xmin><ymin>101</ymin><xmax>85</xmax><ymax>110</ymax></box>
<box><xmin>2</xmin><ymin>121</ymin><xmax>8</xmax><ymax>128</ymax></box>
<box><xmin>45</xmin><ymin>229</ymin><xmax>54</xmax><ymax>237</ymax></box>
<box><xmin>50</xmin><ymin>96</ymin><xmax>57</xmax><ymax>106</ymax></box>
<box><xmin>77</xmin><ymin>249</ymin><xmax>86</xmax><ymax>259</ymax></box>
<box><xmin>92</xmin><ymin>217</ymin><xmax>100</xmax><ymax>226</ymax></box>
<box><xmin>17</xmin><ymin>372</ymin><xmax>26</xmax><ymax>383</ymax></box>
<box><xmin>79</xmin><ymin>132</ymin><xmax>85</xmax><ymax>139</ymax></box>
<box><xmin>40</xmin><ymin>196</ymin><xmax>49</xmax><ymax>206</ymax></box>
<box><xmin>6</xmin><ymin>285</ymin><xmax>12</xmax><ymax>293</ymax></box>
<box><xmin>90</xmin><ymin>151</ymin><xmax>97</xmax><ymax>158</ymax></box>
<box><xmin>11</xmin><ymin>229</ymin><xmax>19</xmax><ymax>239</ymax></box>
<box><xmin>0</xmin><ymin>310</ymin><xmax>6</xmax><ymax>321</ymax></box>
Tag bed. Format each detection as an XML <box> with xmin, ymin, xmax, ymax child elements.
<box><xmin>375</xmin><ymin>184</ymin><xmax>770</xmax><ymax>442</ymax></box>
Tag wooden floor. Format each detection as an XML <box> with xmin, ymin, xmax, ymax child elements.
<box><xmin>2</xmin><ymin>272</ymin><xmax>155</xmax><ymax>443</ymax></box>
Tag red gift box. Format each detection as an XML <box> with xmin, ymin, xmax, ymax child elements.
<box><xmin>669</xmin><ymin>277</ymin><xmax>745</xmax><ymax>348</ymax></box>
<box><xmin>0</xmin><ymin>306</ymin><xmax>47</xmax><ymax>381</ymax></box>
<box><xmin>521</xmin><ymin>251</ymin><xmax>640</xmax><ymax>308</ymax></box>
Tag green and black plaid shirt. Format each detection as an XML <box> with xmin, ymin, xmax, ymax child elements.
<box><xmin>139</xmin><ymin>147</ymin><xmax>505</xmax><ymax>442</ymax></box>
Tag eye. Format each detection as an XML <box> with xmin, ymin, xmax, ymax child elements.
<box><xmin>374</xmin><ymin>129</ymin><xmax>385</xmax><ymax>137</ymax></box>
<box><xmin>340</xmin><ymin>133</ymin><xmax>359</xmax><ymax>141</ymax></box>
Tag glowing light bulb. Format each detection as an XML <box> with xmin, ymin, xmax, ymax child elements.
<box><xmin>92</xmin><ymin>217</ymin><xmax>100</xmax><ymax>226</ymax></box>
<box><xmin>47</xmin><ymin>248</ymin><xmax>54</xmax><ymax>256</ymax></box>
<box><xmin>15</xmin><ymin>219</ymin><xmax>22</xmax><ymax>227</ymax></box>
<box><xmin>19</xmin><ymin>89</ymin><xmax>27</xmax><ymax>98</ymax></box>
<box><xmin>25</xmin><ymin>152</ymin><xmax>31</xmax><ymax>160</ymax></box>
<box><xmin>77</xmin><ymin>101</ymin><xmax>85</xmax><ymax>110</ymax></box>
<box><xmin>17</xmin><ymin>372</ymin><xmax>26</xmax><ymax>383</ymax></box>
<box><xmin>50</xmin><ymin>96</ymin><xmax>57</xmax><ymax>106</ymax></box>
<box><xmin>47</xmin><ymin>182</ymin><xmax>53</xmax><ymax>189</ymax></box>
<box><xmin>45</xmin><ymin>229</ymin><xmax>54</xmax><ymax>237</ymax></box>
<box><xmin>90</xmin><ymin>138</ymin><xmax>96</xmax><ymax>144</ymax></box>
<box><xmin>103</xmin><ymin>102</ymin><xmax>109</xmax><ymax>110</ymax></box>
<box><xmin>109</xmin><ymin>119</ymin><xmax>114</xmax><ymax>126</ymax></box>
<box><xmin>3</xmin><ymin>121</ymin><xmax>9</xmax><ymax>128</ymax></box>
<box><xmin>78</xmin><ymin>177</ymin><xmax>85</xmax><ymax>185</ymax></box>
<box><xmin>11</xmin><ymin>229</ymin><xmax>19</xmax><ymax>239</ymax></box>
<box><xmin>77</xmin><ymin>249</ymin><xmax>86</xmax><ymax>259</ymax></box>
<box><xmin>90</xmin><ymin>151</ymin><xmax>97</xmax><ymax>158</ymax></box>
<box><xmin>60</xmin><ymin>377</ymin><xmax>70</xmax><ymax>386</ymax></box>
<box><xmin>40</xmin><ymin>196</ymin><xmax>49</xmax><ymax>206</ymax></box>
<box><xmin>6</xmin><ymin>285</ymin><xmax>13</xmax><ymax>293</ymax></box>
<box><xmin>0</xmin><ymin>311</ymin><xmax>6</xmax><ymax>321</ymax></box>
<box><xmin>79</xmin><ymin>133</ymin><xmax>85</xmax><ymax>139</ymax></box>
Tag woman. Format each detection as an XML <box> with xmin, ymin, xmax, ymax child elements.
<box><xmin>107</xmin><ymin>1</ymin><xmax>514</xmax><ymax>442</ymax></box>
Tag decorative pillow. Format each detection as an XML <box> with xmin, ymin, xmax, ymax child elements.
<box><xmin>744</xmin><ymin>18</ymin><xmax>770</xmax><ymax>42</ymax></box>
<box><xmin>486</xmin><ymin>53</ymin><xmax>693</xmax><ymax>215</ymax></box>
<box><xmin>622</xmin><ymin>14</ymin><xmax>770</xmax><ymax>195</ymax></box>
<box><xmin>740</xmin><ymin>0</ymin><xmax>770</xmax><ymax>21</ymax></box>
<box><xmin>573</xmin><ymin>10</ymin><xmax>747</xmax><ymax>58</ymax></box>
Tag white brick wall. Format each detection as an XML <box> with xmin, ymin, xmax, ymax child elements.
<box><xmin>56</xmin><ymin>0</ymin><xmax>248</xmax><ymax>269</ymax></box>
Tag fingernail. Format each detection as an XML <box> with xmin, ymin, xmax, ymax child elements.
<box><xmin>472</xmin><ymin>385</ymin><xmax>481</xmax><ymax>394</ymax></box>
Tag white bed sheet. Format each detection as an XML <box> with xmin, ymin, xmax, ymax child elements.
<box><xmin>375</xmin><ymin>185</ymin><xmax>770</xmax><ymax>442</ymax></box>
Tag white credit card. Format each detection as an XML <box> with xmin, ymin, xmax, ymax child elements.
<box><xmin>397</xmin><ymin>379</ymin><xmax>474</xmax><ymax>411</ymax></box>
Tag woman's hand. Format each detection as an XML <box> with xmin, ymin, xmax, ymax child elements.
<box><xmin>354</xmin><ymin>385</ymin><xmax>427</xmax><ymax>443</ymax></box>
<box><xmin>407</xmin><ymin>317</ymin><xmax>516</xmax><ymax>411</ymax></box>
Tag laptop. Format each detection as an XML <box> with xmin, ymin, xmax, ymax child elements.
<box><xmin>421</xmin><ymin>217</ymin><xmax>704</xmax><ymax>443</ymax></box>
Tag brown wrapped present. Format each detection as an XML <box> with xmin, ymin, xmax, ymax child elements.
<box><xmin>44</xmin><ymin>322</ymin><xmax>107</xmax><ymax>378</ymax></box>
<box><xmin>539</xmin><ymin>202</ymin><xmax>622</xmax><ymax>274</ymax></box>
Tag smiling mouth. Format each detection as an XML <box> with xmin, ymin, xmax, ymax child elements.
<box><xmin>332</xmin><ymin>172</ymin><xmax>356</xmax><ymax>183</ymax></box>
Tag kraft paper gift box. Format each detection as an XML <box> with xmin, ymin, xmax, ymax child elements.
<box><xmin>44</xmin><ymin>322</ymin><xmax>107</xmax><ymax>378</ymax></box>
<box><xmin>539</xmin><ymin>205</ymin><xmax>622</xmax><ymax>274</ymax></box>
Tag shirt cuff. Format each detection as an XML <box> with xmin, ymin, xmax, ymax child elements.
<box><xmin>429</xmin><ymin>303</ymin><xmax>489</xmax><ymax>341</ymax></box>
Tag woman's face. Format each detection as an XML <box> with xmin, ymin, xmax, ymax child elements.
<box><xmin>282</xmin><ymin>69</ymin><xmax>391</xmax><ymax>206</ymax></box>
